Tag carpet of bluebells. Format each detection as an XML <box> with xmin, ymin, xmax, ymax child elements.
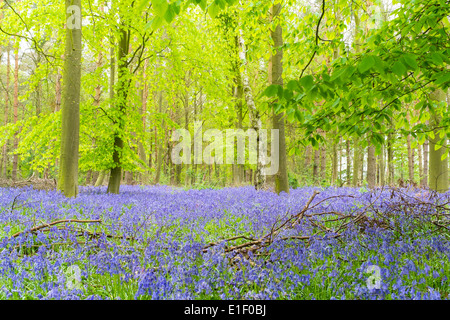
<box><xmin>0</xmin><ymin>185</ymin><xmax>449</xmax><ymax>300</ymax></box>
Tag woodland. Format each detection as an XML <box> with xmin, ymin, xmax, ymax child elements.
<box><xmin>0</xmin><ymin>0</ymin><xmax>449</xmax><ymax>301</ymax></box>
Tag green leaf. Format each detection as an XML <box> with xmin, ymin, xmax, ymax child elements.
<box><xmin>402</xmin><ymin>54</ymin><xmax>418</xmax><ymax>70</ymax></box>
<box><xmin>286</xmin><ymin>80</ymin><xmax>300</xmax><ymax>92</ymax></box>
<box><xmin>441</xmin><ymin>152</ymin><xmax>448</xmax><ymax>161</ymax></box>
<box><xmin>151</xmin><ymin>0</ymin><xmax>168</xmax><ymax>17</ymax></box>
<box><xmin>332</xmin><ymin>97</ymin><xmax>341</xmax><ymax>110</ymax></box>
<box><xmin>277</xmin><ymin>85</ymin><xmax>284</xmax><ymax>99</ymax></box>
<box><xmin>147</xmin><ymin>16</ymin><xmax>164</xmax><ymax>31</ymax></box>
<box><xmin>208</xmin><ymin>2</ymin><xmax>219</xmax><ymax>18</ymax></box>
<box><xmin>431</xmin><ymin>53</ymin><xmax>443</xmax><ymax>65</ymax></box>
<box><xmin>164</xmin><ymin>4</ymin><xmax>176</xmax><ymax>23</ymax></box>
<box><xmin>283</xmin><ymin>89</ymin><xmax>293</xmax><ymax>101</ymax></box>
<box><xmin>340</xmin><ymin>66</ymin><xmax>356</xmax><ymax>81</ymax></box>
<box><xmin>299</xmin><ymin>75</ymin><xmax>314</xmax><ymax>90</ymax></box>
<box><xmin>392</xmin><ymin>61</ymin><xmax>407</xmax><ymax>77</ymax></box>
<box><xmin>198</xmin><ymin>0</ymin><xmax>207</xmax><ymax>10</ymax></box>
<box><xmin>294</xmin><ymin>109</ymin><xmax>303</xmax><ymax>122</ymax></box>
<box><xmin>138</xmin><ymin>0</ymin><xmax>151</xmax><ymax>11</ymax></box>
<box><xmin>262</xmin><ymin>85</ymin><xmax>279</xmax><ymax>98</ymax></box>
<box><xmin>358</xmin><ymin>55</ymin><xmax>375</xmax><ymax>73</ymax></box>
<box><xmin>435</xmin><ymin>72</ymin><xmax>450</xmax><ymax>85</ymax></box>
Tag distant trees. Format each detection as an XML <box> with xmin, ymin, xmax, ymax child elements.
<box><xmin>0</xmin><ymin>0</ymin><xmax>448</xmax><ymax>195</ymax></box>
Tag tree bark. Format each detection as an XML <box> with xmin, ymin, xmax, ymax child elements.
<box><xmin>428</xmin><ymin>89</ymin><xmax>449</xmax><ymax>192</ymax></box>
<box><xmin>331</xmin><ymin>138</ymin><xmax>338</xmax><ymax>185</ymax></box>
<box><xmin>313</xmin><ymin>149</ymin><xmax>320</xmax><ymax>184</ymax></box>
<box><xmin>346</xmin><ymin>139</ymin><xmax>351</xmax><ymax>185</ymax></box>
<box><xmin>107</xmin><ymin>20</ymin><xmax>130</xmax><ymax>194</ymax></box>
<box><xmin>154</xmin><ymin>92</ymin><xmax>164</xmax><ymax>184</ymax></box>
<box><xmin>387</xmin><ymin>133</ymin><xmax>394</xmax><ymax>184</ymax></box>
<box><xmin>2</xmin><ymin>44</ymin><xmax>10</xmax><ymax>179</ymax></box>
<box><xmin>352</xmin><ymin>137</ymin><xmax>360</xmax><ymax>186</ymax></box>
<box><xmin>320</xmin><ymin>144</ymin><xmax>326</xmax><ymax>182</ymax></box>
<box><xmin>12</xmin><ymin>43</ymin><xmax>19</xmax><ymax>181</ymax></box>
<box><xmin>422</xmin><ymin>138</ymin><xmax>429</xmax><ymax>188</ymax></box>
<box><xmin>269</xmin><ymin>3</ymin><xmax>289</xmax><ymax>194</ymax></box>
<box><xmin>378</xmin><ymin>145</ymin><xmax>385</xmax><ymax>186</ymax></box>
<box><xmin>57</xmin><ymin>0</ymin><xmax>82</xmax><ymax>197</ymax></box>
<box><xmin>367</xmin><ymin>145</ymin><xmax>376</xmax><ymax>188</ymax></box>
<box><xmin>94</xmin><ymin>171</ymin><xmax>106</xmax><ymax>186</ymax></box>
<box><xmin>406</xmin><ymin>117</ymin><xmax>415</xmax><ymax>182</ymax></box>
<box><xmin>238</xmin><ymin>33</ymin><xmax>264</xmax><ymax>189</ymax></box>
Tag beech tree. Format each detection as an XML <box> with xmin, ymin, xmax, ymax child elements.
<box><xmin>57</xmin><ymin>0</ymin><xmax>82</xmax><ymax>197</ymax></box>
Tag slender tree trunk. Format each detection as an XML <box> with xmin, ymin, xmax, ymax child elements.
<box><xmin>320</xmin><ymin>144</ymin><xmax>326</xmax><ymax>182</ymax></box>
<box><xmin>378</xmin><ymin>145</ymin><xmax>385</xmax><ymax>186</ymax></box>
<box><xmin>57</xmin><ymin>0</ymin><xmax>82</xmax><ymax>197</ymax></box>
<box><xmin>387</xmin><ymin>134</ymin><xmax>394</xmax><ymax>184</ymax></box>
<box><xmin>94</xmin><ymin>171</ymin><xmax>106</xmax><ymax>186</ymax></box>
<box><xmin>107</xmin><ymin>20</ymin><xmax>130</xmax><ymax>194</ymax></box>
<box><xmin>269</xmin><ymin>4</ymin><xmax>289</xmax><ymax>194</ymax></box>
<box><xmin>138</xmin><ymin>59</ymin><xmax>148</xmax><ymax>184</ymax></box>
<box><xmin>407</xmin><ymin>125</ymin><xmax>415</xmax><ymax>182</ymax></box>
<box><xmin>12</xmin><ymin>43</ymin><xmax>19</xmax><ymax>181</ymax></box>
<box><xmin>418</xmin><ymin>142</ymin><xmax>423</xmax><ymax>186</ymax></box>
<box><xmin>154</xmin><ymin>92</ymin><xmax>164</xmax><ymax>184</ymax></box>
<box><xmin>90</xmin><ymin>49</ymin><xmax>103</xmax><ymax>186</ymax></box>
<box><xmin>429</xmin><ymin>89</ymin><xmax>449</xmax><ymax>192</ymax></box>
<box><xmin>360</xmin><ymin>145</ymin><xmax>365</xmax><ymax>183</ymax></box>
<box><xmin>346</xmin><ymin>139</ymin><xmax>351</xmax><ymax>185</ymax></box>
<box><xmin>2</xmin><ymin>44</ymin><xmax>10</xmax><ymax>179</ymax></box>
<box><xmin>331</xmin><ymin>138</ymin><xmax>338</xmax><ymax>185</ymax></box>
<box><xmin>233</xmin><ymin>61</ymin><xmax>245</xmax><ymax>185</ymax></box>
<box><xmin>352</xmin><ymin>137</ymin><xmax>360</xmax><ymax>186</ymax></box>
<box><xmin>305</xmin><ymin>145</ymin><xmax>311</xmax><ymax>168</ymax></box>
<box><xmin>85</xmin><ymin>170</ymin><xmax>92</xmax><ymax>185</ymax></box>
<box><xmin>55</xmin><ymin>70</ymin><xmax>62</xmax><ymax>112</ymax></box>
<box><xmin>367</xmin><ymin>145</ymin><xmax>376</xmax><ymax>188</ymax></box>
<box><xmin>313</xmin><ymin>149</ymin><xmax>320</xmax><ymax>184</ymax></box>
<box><xmin>238</xmin><ymin>33</ymin><xmax>264</xmax><ymax>189</ymax></box>
<box><xmin>422</xmin><ymin>139</ymin><xmax>429</xmax><ymax>188</ymax></box>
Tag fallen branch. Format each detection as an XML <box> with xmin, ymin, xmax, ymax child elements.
<box><xmin>11</xmin><ymin>219</ymin><xmax>102</xmax><ymax>238</ymax></box>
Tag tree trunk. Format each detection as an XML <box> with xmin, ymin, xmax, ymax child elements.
<box><xmin>422</xmin><ymin>139</ymin><xmax>428</xmax><ymax>188</ymax></box>
<box><xmin>305</xmin><ymin>145</ymin><xmax>311</xmax><ymax>168</ymax></box>
<box><xmin>269</xmin><ymin>3</ymin><xmax>289</xmax><ymax>194</ymax></box>
<box><xmin>138</xmin><ymin>59</ymin><xmax>148</xmax><ymax>184</ymax></box>
<box><xmin>378</xmin><ymin>145</ymin><xmax>385</xmax><ymax>186</ymax></box>
<box><xmin>387</xmin><ymin>133</ymin><xmax>394</xmax><ymax>184</ymax></box>
<box><xmin>352</xmin><ymin>137</ymin><xmax>360</xmax><ymax>186</ymax></box>
<box><xmin>407</xmin><ymin>129</ymin><xmax>415</xmax><ymax>182</ymax></box>
<box><xmin>367</xmin><ymin>145</ymin><xmax>376</xmax><ymax>188</ymax></box>
<box><xmin>428</xmin><ymin>89</ymin><xmax>449</xmax><ymax>192</ymax></box>
<box><xmin>85</xmin><ymin>170</ymin><xmax>92</xmax><ymax>185</ymax></box>
<box><xmin>55</xmin><ymin>70</ymin><xmax>62</xmax><ymax>112</ymax></box>
<box><xmin>94</xmin><ymin>171</ymin><xmax>106</xmax><ymax>186</ymax></box>
<box><xmin>125</xmin><ymin>171</ymin><xmax>133</xmax><ymax>185</ymax></box>
<box><xmin>346</xmin><ymin>139</ymin><xmax>351</xmax><ymax>185</ymax></box>
<box><xmin>2</xmin><ymin>44</ymin><xmax>10</xmax><ymax>179</ymax></box>
<box><xmin>238</xmin><ymin>33</ymin><xmax>264</xmax><ymax>189</ymax></box>
<box><xmin>360</xmin><ymin>145</ymin><xmax>365</xmax><ymax>184</ymax></box>
<box><xmin>313</xmin><ymin>149</ymin><xmax>320</xmax><ymax>184</ymax></box>
<box><xmin>107</xmin><ymin>20</ymin><xmax>130</xmax><ymax>194</ymax></box>
<box><xmin>331</xmin><ymin>138</ymin><xmax>338</xmax><ymax>185</ymax></box>
<box><xmin>57</xmin><ymin>0</ymin><xmax>82</xmax><ymax>197</ymax></box>
<box><xmin>12</xmin><ymin>43</ymin><xmax>19</xmax><ymax>181</ymax></box>
<box><xmin>154</xmin><ymin>92</ymin><xmax>164</xmax><ymax>184</ymax></box>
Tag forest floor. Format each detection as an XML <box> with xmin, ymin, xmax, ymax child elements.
<box><xmin>0</xmin><ymin>185</ymin><xmax>449</xmax><ymax>300</ymax></box>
